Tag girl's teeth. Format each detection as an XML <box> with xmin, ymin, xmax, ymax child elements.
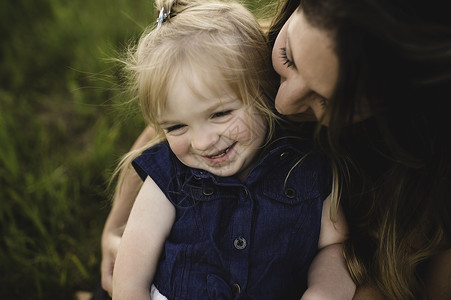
<box><xmin>209</xmin><ymin>145</ymin><xmax>232</xmax><ymax>158</ymax></box>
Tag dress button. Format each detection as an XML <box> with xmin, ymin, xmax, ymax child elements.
<box><xmin>232</xmin><ymin>283</ymin><xmax>241</xmax><ymax>296</ymax></box>
<box><xmin>240</xmin><ymin>187</ymin><xmax>248</xmax><ymax>199</ymax></box>
<box><xmin>203</xmin><ymin>187</ymin><xmax>215</xmax><ymax>196</ymax></box>
<box><xmin>279</xmin><ymin>151</ymin><xmax>290</xmax><ymax>160</ymax></box>
<box><xmin>234</xmin><ymin>236</ymin><xmax>247</xmax><ymax>250</ymax></box>
<box><xmin>284</xmin><ymin>187</ymin><xmax>296</xmax><ymax>198</ymax></box>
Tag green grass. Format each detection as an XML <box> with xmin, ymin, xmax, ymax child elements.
<box><xmin>0</xmin><ymin>0</ymin><xmax>275</xmax><ymax>298</ymax></box>
<box><xmin>0</xmin><ymin>0</ymin><xmax>149</xmax><ymax>298</ymax></box>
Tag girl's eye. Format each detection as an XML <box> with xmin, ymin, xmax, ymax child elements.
<box><xmin>211</xmin><ymin>110</ymin><xmax>232</xmax><ymax>119</ymax></box>
<box><xmin>280</xmin><ymin>47</ymin><xmax>294</xmax><ymax>68</ymax></box>
<box><xmin>165</xmin><ymin>124</ymin><xmax>186</xmax><ymax>134</ymax></box>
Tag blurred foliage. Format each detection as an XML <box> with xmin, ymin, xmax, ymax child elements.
<box><xmin>0</xmin><ymin>0</ymin><xmax>150</xmax><ymax>298</ymax></box>
<box><xmin>0</xmin><ymin>0</ymin><xmax>276</xmax><ymax>299</ymax></box>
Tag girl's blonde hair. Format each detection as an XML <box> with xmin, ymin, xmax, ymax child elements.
<box><xmin>114</xmin><ymin>0</ymin><xmax>279</xmax><ymax>188</ymax></box>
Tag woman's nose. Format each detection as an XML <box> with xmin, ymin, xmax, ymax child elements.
<box><xmin>279</xmin><ymin>74</ymin><xmax>287</xmax><ymax>84</ymax></box>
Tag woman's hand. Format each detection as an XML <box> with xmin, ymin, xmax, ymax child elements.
<box><xmin>101</xmin><ymin>225</ymin><xmax>123</xmax><ymax>296</ymax></box>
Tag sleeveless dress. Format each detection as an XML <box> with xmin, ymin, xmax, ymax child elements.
<box><xmin>133</xmin><ymin>137</ymin><xmax>331</xmax><ymax>300</ymax></box>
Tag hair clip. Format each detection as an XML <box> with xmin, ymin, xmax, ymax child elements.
<box><xmin>157</xmin><ymin>7</ymin><xmax>171</xmax><ymax>29</ymax></box>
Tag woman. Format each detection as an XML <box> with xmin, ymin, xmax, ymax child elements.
<box><xmin>270</xmin><ymin>0</ymin><xmax>451</xmax><ymax>299</ymax></box>
<box><xmin>101</xmin><ymin>0</ymin><xmax>451</xmax><ymax>299</ymax></box>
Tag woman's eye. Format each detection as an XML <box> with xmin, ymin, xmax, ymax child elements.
<box><xmin>280</xmin><ymin>47</ymin><xmax>294</xmax><ymax>68</ymax></box>
<box><xmin>211</xmin><ymin>110</ymin><xmax>232</xmax><ymax>119</ymax></box>
<box><xmin>165</xmin><ymin>124</ymin><xmax>186</xmax><ymax>134</ymax></box>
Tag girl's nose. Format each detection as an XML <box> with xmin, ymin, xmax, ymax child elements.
<box><xmin>191</xmin><ymin>126</ymin><xmax>219</xmax><ymax>152</ymax></box>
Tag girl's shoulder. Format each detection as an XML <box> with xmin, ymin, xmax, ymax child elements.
<box><xmin>132</xmin><ymin>141</ymin><xmax>174</xmax><ymax>181</ymax></box>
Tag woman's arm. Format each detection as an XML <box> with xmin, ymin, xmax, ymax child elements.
<box><xmin>112</xmin><ymin>176</ymin><xmax>176</xmax><ymax>300</ymax></box>
<box><xmin>351</xmin><ymin>246</ymin><xmax>451</xmax><ymax>299</ymax></box>
<box><xmin>424</xmin><ymin>248</ymin><xmax>451</xmax><ymax>300</ymax></box>
<box><xmin>301</xmin><ymin>195</ymin><xmax>356</xmax><ymax>300</ymax></box>
<box><xmin>352</xmin><ymin>284</ymin><xmax>385</xmax><ymax>300</ymax></box>
<box><xmin>101</xmin><ymin>126</ymin><xmax>155</xmax><ymax>295</ymax></box>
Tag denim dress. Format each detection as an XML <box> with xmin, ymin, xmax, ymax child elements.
<box><xmin>132</xmin><ymin>137</ymin><xmax>331</xmax><ymax>300</ymax></box>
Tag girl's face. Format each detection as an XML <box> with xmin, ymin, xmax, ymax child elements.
<box><xmin>158</xmin><ymin>71</ymin><xmax>266</xmax><ymax>180</ymax></box>
<box><xmin>272</xmin><ymin>8</ymin><xmax>338</xmax><ymax>123</ymax></box>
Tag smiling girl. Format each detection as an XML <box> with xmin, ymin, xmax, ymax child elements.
<box><xmin>111</xmin><ymin>0</ymin><xmax>355</xmax><ymax>299</ymax></box>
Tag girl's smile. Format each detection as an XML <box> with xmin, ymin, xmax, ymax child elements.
<box><xmin>202</xmin><ymin>142</ymin><xmax>237</xmax><ymax>165</ymax></box>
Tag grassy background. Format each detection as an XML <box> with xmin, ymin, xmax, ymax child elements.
<box><xmin>0</xmin><ymin>0</ymin><xmax>274</xmax><ymax>299</ymax></box>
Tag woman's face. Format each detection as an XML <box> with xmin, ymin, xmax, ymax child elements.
<box><xmin>272</xmin><ymin>8</ymin><xmax>338</xmax><ymax>123</ymax></box>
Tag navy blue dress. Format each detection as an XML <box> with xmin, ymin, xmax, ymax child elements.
<box><xmin>132</xmin><ymin>137</ymin><xmax>331</xmax><ymax>300</ymax></box>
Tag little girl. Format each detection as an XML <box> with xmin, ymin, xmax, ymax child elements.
<box><xmin>112</xmin><ymin>0</ymin><xmax>354</xmax><ymax>299</ymax></box>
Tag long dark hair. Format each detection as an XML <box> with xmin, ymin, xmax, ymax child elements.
<box><xmin>270</xmin><ymin>0</ymin><xmax>451</xmax><ymax>298</ymax></box>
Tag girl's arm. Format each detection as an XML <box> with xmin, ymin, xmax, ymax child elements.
<box><xmin>101</xmin><ymin>126</ymin><xmax>155</xmax><ymax>295</ymax></box>
<box><xmin>112</xmin><ymin>176</ymin><xmax>175</xmax><ymax>300</ymax></box>
<box><xmin>301</xmin><ymin>194</ymin><xmax>356</xmax><ymax>300</ymax></box>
